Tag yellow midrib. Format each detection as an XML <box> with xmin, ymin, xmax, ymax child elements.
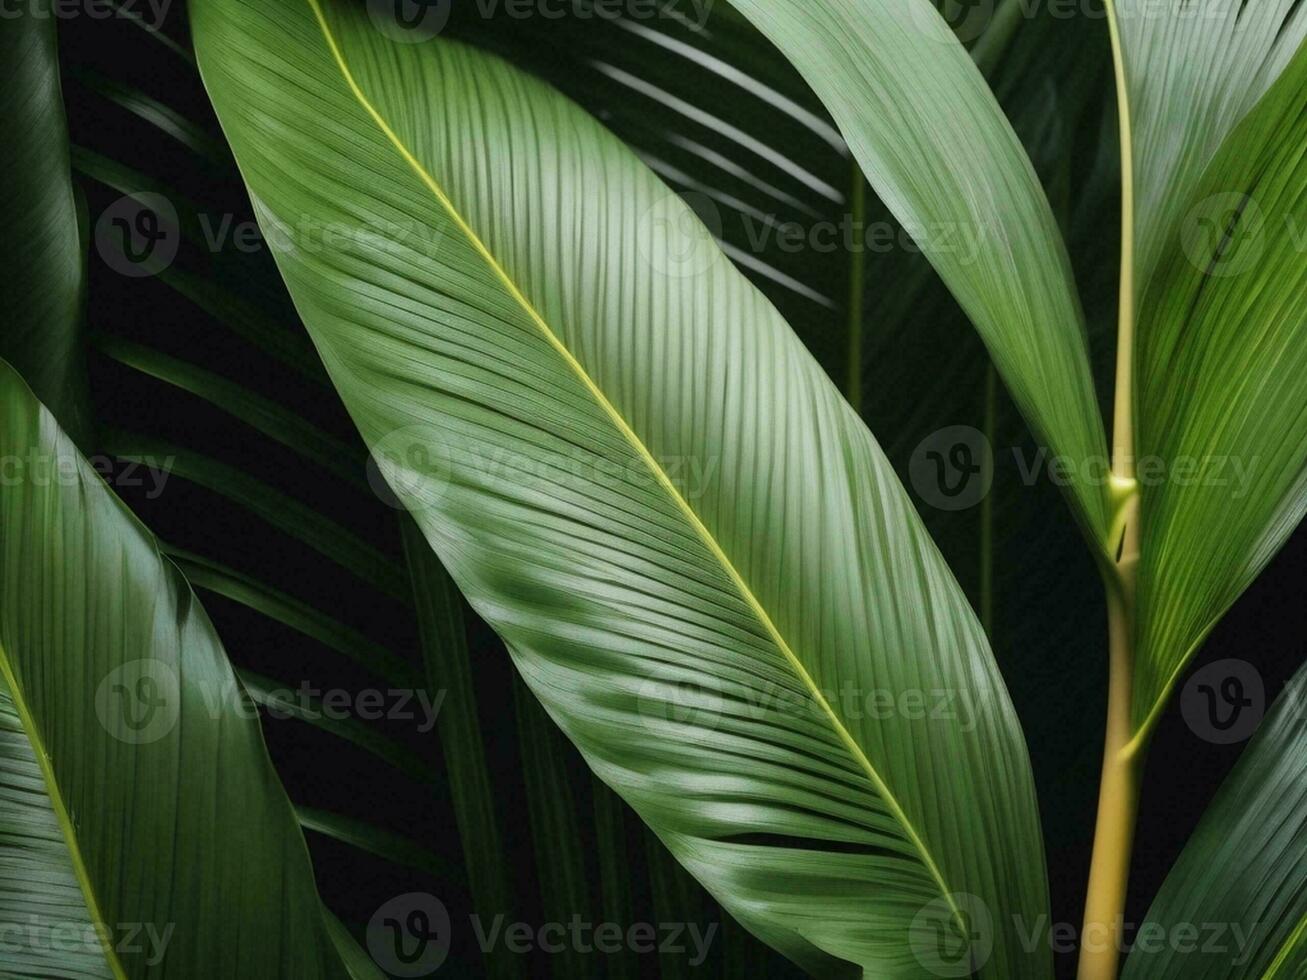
<box><xmin>1263</xmin><ymin>911</ymin><xmax>1307</xmax><ymax>978</ymax></box>
<box><xmin>304</xmin><ymin>0</ymin><xmax>961</xmax><ymax>924</ymax></box>
<box><xmin>0</xmin><ymin>645</ymin><xmax>129</xmax><ymax>980</ymax></box>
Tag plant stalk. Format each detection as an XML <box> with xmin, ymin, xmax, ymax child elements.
<box><xmin>1078</xmin><ymin>556</ymin><xmax>1142</xmax><ymax>980</ymax></box>
<box><xmin>1080</xmin><ymin>5</ymin><xmax>1145</xmax><ymax>977</ymax></box>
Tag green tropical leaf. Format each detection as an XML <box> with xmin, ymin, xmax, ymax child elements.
<box><xmin>1109</xmin><ymin>0</ymin><xmax>1306</xmax><ymax>296</ymax></box>
<box><xmin>0</xmin><ymin>669</ymin><xmax>112</xmax><ymax>979</ymax></box>
<box><xmin>1130</xmin><ymin>44</ymin><xmax>1307</xmax><ymax>741</ymax></box>
<box><xmin>0</xmin><ymin>1</ymin><xmax>89</xmax><ymax>443</ymax></box>
<box><xmin>1120</xmin><ymin>663</ymin><xmax>1307</xmax><ymax>979</ymax></box>
<box><xmin>0</xmin><ymin>359</ymin><xmax>346</xmax><ymax>978</ymax></box>
<box><xmin>728</xmin><ymin>0</ymin><xmax>1112</xmax><ymax>546</ymax></box>
<box><xmin>192</xmin><ymin>1</ymin><xmax>1052</xmax><ymax>975</ymax></box>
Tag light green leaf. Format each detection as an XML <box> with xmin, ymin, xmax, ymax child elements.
<box><xmin>1110</xmin><ymin>0</ymin><xmax>1307</xmax><ymax>295</ymax></box>
<box><xmin>0</xmin><ymin>1</ymin><xmax>89</xmax><ymax>443</ymax></box>
<box><xmin>1121</xmin><ymin>663</ymin><xmax>1307</xmax><ymax>979</ymax></box>
<box><xmin>0</xmin><ymin>359</ymin><xmax>347</xmax><ymax>978</ymax></box>
<box><xmin>1131</xmin><ymin>46</ymin><xmax>1307</xmax><ymax>739</ymax></box>
<box><xmin>193</xmin><ymin>1</ymin><xmax>1051</xmax><ymax>975</ymax></box>
<box><xmin>728</xmin><ymin>0</ymin><xmax>1112</xmax><ymax>546</ymax></box>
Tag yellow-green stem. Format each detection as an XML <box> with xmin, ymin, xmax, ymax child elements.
<box><xmin>1080</xmin><ymin>4</ymin><xmax>1144</xmax><ymax>978</ymax></box>
<box><xmin>1078</xmin><ymin>559</ymin><xmax>1142</xmax><ymax>980</ymax></box>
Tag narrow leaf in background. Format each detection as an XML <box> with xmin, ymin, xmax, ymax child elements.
<box><xmin>729</xmin><ymin>0</ymin><xmax>1112</xmax><ymax>547</ymax></box>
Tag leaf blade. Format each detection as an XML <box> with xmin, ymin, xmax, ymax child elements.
<box><xmin>728</xmin><ymin>0</ymin><xmax>1112</xmax><ymax>545</ymax></box>
<box><xmin>1131</xmin><ymin>45</ymin><xmax>1307</xmax><ymax>737</ymax></box>
<box><xmin>0</xmin><ymin>359</ymin><xmax>348</xmax><ymax>978</ymax></box>
<box><xmin>1121</xmin><ymin>663</ymin><xmax>1307</xmax><ymax>979</ymax></box>
<box><xmin>193</xmin><ymin>2</ymin><xmax>1052</xmax><ymax>975</ymax></box>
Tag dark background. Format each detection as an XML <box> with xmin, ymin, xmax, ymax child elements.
<box><xmin>48</xmin><ymin>1</ymin><xmax>1306</xmax><ymax>977</ymax></box>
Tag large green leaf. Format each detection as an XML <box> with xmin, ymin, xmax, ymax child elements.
<box><xmin>0</xmin><ymin>1</ymin><xmax>89</xmax><ymax>443</ymax></box>
<box><xmin>728</xmin><ymin>0</ymin><xmax>1112</xmax><ymax>546</ymax></box>
<box><xmin>1120</xmin><ymin>663</ymin><xmax>1307</xmax><ymax>979</ymax></box>
<box><xmin>1131</xmin><ymin>45</ymin><xmax>1307</xmax><ymax>739</ymax></box>
<box><xmin>193</xmin><ymin>1</ymin><xmax>1051</xmax><ymax>975</ymax></box>
<box><xmin>445</xmin><ymin>2</ymin><xmax>856</xmax><ymax>385</ymax></box>
<box><xmin>1110</xmin><ymin>0</ymin><xmax>1307</xmax><ymax>296</ymax></box>
<box><xmin>0</xmin><ymin>359</ymin><xmax>347</xmax><ymax>978</ymax></box>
